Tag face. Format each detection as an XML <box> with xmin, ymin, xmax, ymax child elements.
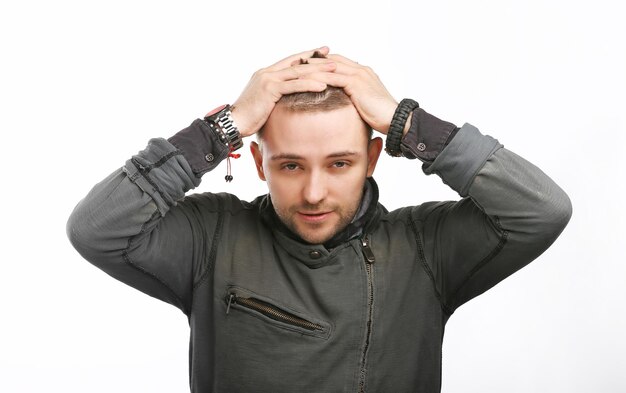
<box><xmin>251</xmin><ymin>104</ymin><xmax>382</xmax><ymax>244</ymax></box>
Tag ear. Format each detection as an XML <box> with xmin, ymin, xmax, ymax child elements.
<box><xmin>366</xmin><ymin>137</ymin><xmax>383</xmax><ymax>177</ymax></box>
<box><xmin>250</xmin><ymin>141</ymin><xmax>266</xmax><ymax>181</ymax></box>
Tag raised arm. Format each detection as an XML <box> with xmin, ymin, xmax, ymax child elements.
<box><xmin>413</xmin><ymin>123</ymin><xmax>572</xmax><ymax>312</ymax></box>
<box><xmin>66</xmin><ymin>47</ymin><xmax>338</xmax><ymax>314</ymax></box>
<box><xmin>309</xmin><ymin>53</ymin><xmax>572</xmax><ymax>313</ymax></box>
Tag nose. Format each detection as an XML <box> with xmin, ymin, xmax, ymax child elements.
<box><xmin>302</xmin><ymin>170</ymin><xmax>327</xmax><ymax>206</ymax></box>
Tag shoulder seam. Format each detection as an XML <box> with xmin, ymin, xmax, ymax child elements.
<box><xmin>122</xmin><ymin>209</ymin><xmax>189</xmax><ymax>314</ymax></box>
<box><xmin>408</xmin><ymin>217</ymin><xmax>454</xmax><ymax>316</ymax></box>
<box><xmin>448</xmin><ymin>215</ymin><xmax>509</xmax><ymax>307</ymax></box>
<box><xmin>193</xmin><ymin>209</ymin><xmax>223</xmax><ymax>291</ymax></box>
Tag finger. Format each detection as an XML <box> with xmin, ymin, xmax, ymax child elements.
<box><xmin>327</xmin><ymin>61</ymin><xmax>361</xmax><ymax>76</ymax></box>
<box><xmin>285</xmin><ymin>52</ymin><xmax>363</xmax><ymax>69</ymax></box>
<box><xmin>276</xmin><ymin>79</ymin><xmax>327</xmax><ymax>95</ymax></box>
<box><xmin>303</xmin><ymin>57</ymin><xmax>362</xmax><ymax>77</ymax></box>
<box><xmin>327</xmin><ymin>53</ymin><xmax>361</xmax><ymax>67</ymax></box>
<box><xmin>289</xmin><ymin>57</ymin><xmax>333</xmax><ymax>66</ymax></box>
<box><xmin>304</xmin><ymin>72</ymin><xmax>350</xmax><ymax>89</ymax></box>
<box><xmin>272</xmin><ymin>61</ymin><xmax>336</xmax><ymax>81</ymax></box>
<box><xmin>295</xmin><ymin>56</ymin><xmax>360</xmax><ymax>70</ymax></box>
<box><xmin>267</xmin><ymin>46</ymin><xmax>330</xmax><ymax>71</ymax></box>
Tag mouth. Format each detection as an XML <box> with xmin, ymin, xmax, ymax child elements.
<box><xmin>297</xmin><ymin>211</ymin><xmax>332</xmax><ymax>223</ymax></box>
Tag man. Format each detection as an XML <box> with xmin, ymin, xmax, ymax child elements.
<box><xmin>67</xmin><ymin>46</ymin><xmax>572</xmax><ymax>392</ymax></box>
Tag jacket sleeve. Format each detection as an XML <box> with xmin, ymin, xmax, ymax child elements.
<box><xmin>66</xmin><ymin>119</ymin><xmax>229</xmax><ymax>315</ymax></box>
<box><xmin>412</xmin><ymin>123</ymin><xmax>572</xmax><ymax>313</ymax></box>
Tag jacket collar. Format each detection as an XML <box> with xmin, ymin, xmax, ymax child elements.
<box><xmin>255</xmin><ymin>177</ymin><xmax>382</xmax><ymax>267</ymax></box>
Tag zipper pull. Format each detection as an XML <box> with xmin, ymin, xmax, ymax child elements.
<box><xmin>361</xmin><ymin>236</ymin><xmax>375</xmax><ymax>264</ymax></box>
<box><xmin>226</xmin><ymin>293</ymin><xmax>236</xmax><ymax>314</ymax></box>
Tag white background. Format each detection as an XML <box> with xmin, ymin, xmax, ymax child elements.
<box><xmin>1</xmin><ymin>0</ymin><xmax>625</xmax><ymax>392</ymax></box>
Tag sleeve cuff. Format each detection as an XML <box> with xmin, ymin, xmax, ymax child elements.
<box><xmin>400</xmin><ymin>108</ymin><xmax>458</xmax><ymax>162</ymax></box>
<box><xmin>167</xmin><ymin>119</ymin><xmax>230</xmax><ymax>177</ymax></box>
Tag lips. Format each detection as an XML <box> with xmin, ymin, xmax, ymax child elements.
<box><xmin>297</xmin><ymin>211</ymin><xmax>332</xmax><ymax>223</ymax></box>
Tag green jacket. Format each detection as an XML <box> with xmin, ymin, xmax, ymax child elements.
<box><xmin>67</xmin><ymin>119</ymin><xmax>571</xmax><ymax>392</ymax></box>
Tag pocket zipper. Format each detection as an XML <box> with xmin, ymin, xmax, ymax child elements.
<box><xmin>225</xmin><ymin>293</ymin><xmax>323</xmax><ymax>332</ymax></box>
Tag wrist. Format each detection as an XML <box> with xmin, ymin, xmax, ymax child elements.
<box><xmin>229</xmin><ymin>105</ymin><xmax>253</xmax><ymax>138</ymax></box>
<box><xmin>385</xmin><ymin>98</ymin><xmax>419</xmax><ymax>157</ymax></box>
<box><xmin>403</xmin><ymin>112</ymin><xmax>413</xmax><ymax>136</ymax></box>
<box><xmin>379</xmin><ymin>101</ymin><xmax>399</xmax><ymax>135</ymax></box>
<box><xmin>204</xmin><ymin>104</ymin><xmax>243</xmax><ymax>151</ymax></box>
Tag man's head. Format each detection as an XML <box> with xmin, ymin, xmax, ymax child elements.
<box><xmin>250</xmin><ymin>88</ymin><xmax>382</xmax><ymax>244</ymax></box>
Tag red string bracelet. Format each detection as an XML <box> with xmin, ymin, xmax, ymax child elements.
<box><xmin>225</xmin><ymin>148</ymin><xmax>241</xmax><ymax>182</ymax></box>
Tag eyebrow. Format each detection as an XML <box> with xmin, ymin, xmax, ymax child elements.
<box><xmin>270</xmin><ymin>151</ymin><xmax>360</xmax><ymax>160</ymax></box>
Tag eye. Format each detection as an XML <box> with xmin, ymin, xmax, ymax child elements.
<box><xmin>332</xmin><ymin>161</ymin><xmax>349</xmax><ymax>169</ymax></box>
<box><xmin>282</xmin><ymin>163</ymin><xmax>300</xmax><ymax>171</ymax></box>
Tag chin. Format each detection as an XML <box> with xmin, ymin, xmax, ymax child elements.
<box><xmin>298</xmin><ymin>233</ymin><xmax>332</xmax><ymax>245</ymax></box>
<box><xmin>284</xmin><ymin>215</ymin><xmax>348</xmax><ymax>245</ymax></box>
<box><xmin>295</xmin><ymin>227</ymin><xmax>336</xmax><ymax>245</ymax></box>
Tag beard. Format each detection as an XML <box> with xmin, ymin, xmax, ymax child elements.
<box><xmin>274</xmin><ymin>200</ymin><xmax>360</xmax><ymax>245</ymax></box>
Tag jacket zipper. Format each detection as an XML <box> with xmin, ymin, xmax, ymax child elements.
<box><xmin>358</xmin><ymin>235</ymin><xmax>375</xmax><ymax>393</ymax></box>
<box><xmin>225</xmin><ymin>293</ymin><xmax>323</xmax><ymax>332</ymax></box>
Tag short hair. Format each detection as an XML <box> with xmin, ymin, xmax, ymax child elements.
<box><xmin>257</xmin><ymin>52</ymin><xmax>373</xmax><ymax>139</ymax></box>
<box><xmin>278</xmin><ymin>86</ymin><xmax>353</xmax><ymax>112</ymax></box>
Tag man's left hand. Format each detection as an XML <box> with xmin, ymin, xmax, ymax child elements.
<box><xmin>299</xmin><ymin>53</ymin><xmax>399</xmax><ymax>134</ymax></box>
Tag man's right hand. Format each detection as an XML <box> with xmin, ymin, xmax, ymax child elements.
<box><xmin>229</xmin><ymin>46</ymin><xmax>337</xmax><ymax>138</ymax></box>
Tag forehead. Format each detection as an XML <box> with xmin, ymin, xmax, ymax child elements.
<box><xmin>261</xmin><ymin>105</ymin><xmax>370</xmax><ymax>158</ymax></box>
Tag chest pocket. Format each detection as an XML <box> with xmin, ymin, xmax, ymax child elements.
<box><xmin>224</xmin><ymin>285</ymin><xmax>332</xmax><ymax>340</ymax></box>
